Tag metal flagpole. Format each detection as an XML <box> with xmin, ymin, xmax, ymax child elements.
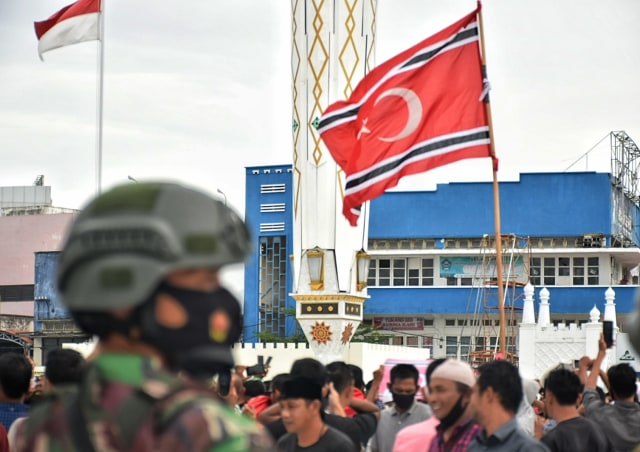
<box><xmin>477</xmin><ymin>2</ymin><xmax>507</xmax><ymax>357</ymax></box>
<box><xmin>95</xmin><ymin>0</ymin><xmax>105</xmax><ymax>194</ymax></box>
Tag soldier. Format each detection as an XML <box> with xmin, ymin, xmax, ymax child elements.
<box><xmin>15</xmin><ymin>182</ymin><xmax>273</xmax><ymax>451</ymax></box>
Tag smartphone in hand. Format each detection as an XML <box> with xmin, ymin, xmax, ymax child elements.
<box><xmin>603</xmin><ymin>320</ymin><xmax>614</xmax><ymax>348</ymax></box>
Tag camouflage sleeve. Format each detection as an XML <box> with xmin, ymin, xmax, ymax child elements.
<box><xmin>157</xmin><ymin>399</ymin><xmax>275</xmax><ymax>452</ymax></box>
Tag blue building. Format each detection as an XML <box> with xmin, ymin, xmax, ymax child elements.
<box><xmin>244</xmin><ymin>168</ymin><xmax>640</xmax><ymax>358</ymax></box>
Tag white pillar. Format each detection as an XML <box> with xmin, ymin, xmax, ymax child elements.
<box><xmin>603</xmin><ymin>287</ymin><xmax>617</xmax><ymax>329</ymax></box>
<box><xmin>291</xmin><ymin>1</ymin><xmax>374</xmax><ymax>291</ymax></box>
<box><xmin>522</xmin><ymin>283</ymin><xmax>535</xmax><ymax>325</ymax></box>
<box><xmin>518</xmin><ymin>284</ymin><xmax>537</xmax><ymax>379</ymax></box>
<box><xmin>584</xmin><ymin>305</ymin><xmax>601</xmax><ymax>358</ymax></box>
<box><xmin>603</xmin><ymin>287</ymin><xmax>618</xmax><ymax>369</ymax></box>
<box><xmin>538</xmin><ymin>287</ymin><xmax>551</xmax><ymax>327</ymax></box>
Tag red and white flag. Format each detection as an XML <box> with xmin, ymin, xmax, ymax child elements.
<box><xmin>34</xmin><ymin>0</ymin><xmax>101</xmax><ymax>60</ymax></box>
<box><xmin>318</xmin><ymin>7</ymin><xmax>492</xmax><ymax>226</ymax></box>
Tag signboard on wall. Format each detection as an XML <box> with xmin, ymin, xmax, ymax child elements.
<box><xmin>373</xmin><ymin>317</ymin><xmax>424</xmax><ymax>331</ymax></box>
<box><xmin>439</xmin><ymin>256</ymin><xmax>526</xmax><ymax>281</ymax></box>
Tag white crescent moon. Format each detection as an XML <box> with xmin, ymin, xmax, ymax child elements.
<box><xmin>374</xmin><ymin>88</ymin><xmax>423</xmax><ymax>143</ymax></box>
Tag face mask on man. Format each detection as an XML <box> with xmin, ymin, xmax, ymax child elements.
<box><xmin>391</xmin><ymin>392</ymin><xmax>415</xmax><ymax>410</ymax></box>
<box><xmin>136</xmin><ymin>282</ymin><xmax>242</xmax><ymax>377</ymax></box>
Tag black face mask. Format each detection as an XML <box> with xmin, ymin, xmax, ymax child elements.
<box><xmin>136</xmin><ymin>282</ymin><xmax>242</xmax><ymax>378</ymax></box>
<box><xmin>392</xmin><ymin>392</ymin><xmax>415</xmax><ymax>410</ymax></box>
<box><xmin>438</xmin><ymin>395</ymin><xmax>467</xmax><ymax>431</ymax></box>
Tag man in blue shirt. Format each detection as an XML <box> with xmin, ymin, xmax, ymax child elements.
<box><xmin>468</xmin><ymin>360</ymin><xmax>549</xmax><ymax>451</ymax></box>
<box><xmin>0</xmin><ymin>353</ymin><xmax>31</xmax><ymax>430</ymax></box>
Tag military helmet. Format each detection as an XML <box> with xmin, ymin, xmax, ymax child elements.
<box><xmin>57</xmin><ymin>182</ymin><xmax>251</xmax><ymax>311</ymax></box>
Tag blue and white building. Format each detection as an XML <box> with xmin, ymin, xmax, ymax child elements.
<box><xmin>243</xmin><ymin>166</ymin><xmax>640</xmax><ymax>359</ymax></box>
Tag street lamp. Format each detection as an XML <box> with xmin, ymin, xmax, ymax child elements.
<box><xmin>305</xmin><ymin>247</ymin><xmax>325</xmax><ymax>291</ymax></box>
<box><xmin>356</xmin><ymin>249</ymin><xmax>371</xmax><ymax>291</ymax></box>
<box><xmin>217</xmin><ymin>188</ymin><xmax>227</xmax><ymax>205</ymax></box>
<box><xmin>127</xmin><ymin>175</ymin><xmax>138</xmax><ymax>183</ymax></box>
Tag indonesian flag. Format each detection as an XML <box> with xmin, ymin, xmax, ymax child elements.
<box><xmin>318</xmin><ymin>7</ymin><xmax>492</xmax><ymax>226</ymax></box>
<box><xmin>34</xmin><ymin>0</ymin><xmax>101</xmax><ymax>60</ymax></box>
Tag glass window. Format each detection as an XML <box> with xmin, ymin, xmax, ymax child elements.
<box><xmin>573</xmin><ymin>257</ymin><xmax>585</xmax><ymax>285</ymax></box>
<box><xmin>446</xmin><ymin>277</ymin><xmax>457</xmax><ymax>286</ymax></box>
<box><xmin>446</xmin><ymin>336</ymin><xmax>458</xmax><ymax>358</ymax></box>
<box><xmin>408</xmin><ymin>257</ymin><xmax>421</xmax><ymax>286</ymax></box>
<box><xmin>378</xmin><ymin>259</ymin><xmax>390</xmax><ymax>286</ymax></box>
<box><xmin>460</xmin><ymin>336</ymin><xmax>471</xmax><ymax>361</ymax></box>
<box><xmin>530</xmin><ymin>257</ymin><xmax>541</xmax><ymax>286</ymax></box>
<box><xmin>558</xmin><ymin>257</ymin><xmax>570</xmax><ymax>276</ymax></box>
<box><xmin>588</xmin><ymin>257</ymin><xmax>599</xmax><ymax>285</ymax></box>
<box><xmin>367</xmin><ymin>259</ymin><xmax>377</xmax><ymax>287</ymax></box>
<box><xmin>393</xmin><ymin>259</ymin><xmax>406</xmax><ymax>286</ymax></box>
<box><xmin>406</xmin><ymin>336</ymin><xmax>419</xmax><ymax>347</ymax></box>
<box><xmin>392</xmin><ymin>336</ymin><xmax>404</xmax><ymax>346</ymax></box>
<box><xmin>475</xmin><ymin>336</ymin><xmax>485</xmax><ymax>351</ymax></box>
<box><xmin>543</xmin><ymin>257</ymin><xmax>556</xmax><ymax>286</ymax></box>
<box><xmin>445</xmin><ymin>319</ymin><xmax>456</xmax><ymax>326</ymax></box>
<box><xmin>422</xmin><ymin>258</ymin><xmax>434</xmax><ymax>286</ymax></box>
<box><xmin>423</xmin><ymin>318</ymin><xmax>434</xmax><ymax>326</ymax></box>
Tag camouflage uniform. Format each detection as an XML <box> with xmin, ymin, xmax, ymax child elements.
<box><xmin>14</xmin><ymin>353</ymin><xmax>274</xmax><ymax>451</ymax></box>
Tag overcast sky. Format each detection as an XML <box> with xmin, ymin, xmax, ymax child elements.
<box><xmin>2</xmin><ymin>1</ymin><xmax>640</xmax><ymax>294</ymax></box>
<box><xmin>2</xmin><ymin>0</ymin><xmax>639</xmax><ymax>212</ymax></box>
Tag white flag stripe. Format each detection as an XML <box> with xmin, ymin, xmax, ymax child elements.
<box><xmin>345</xmin><ymin>127</ymin><xmax>490</xmax><ymax>196</ymax></box>
<box><xmin>38</xmin><ymin>12</ymin><xmax>100</xmax><ymax>58</ymax></box>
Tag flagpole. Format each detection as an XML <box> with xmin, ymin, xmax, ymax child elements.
<box><xmin>477</xmin><ymin>2</ymin><xmax>507</xmax><ymax>357</ymax></box>
<box><xmin>95</xmin><ymin>0</ymin><xmax>105</xmax><ymax>194</ymax></box>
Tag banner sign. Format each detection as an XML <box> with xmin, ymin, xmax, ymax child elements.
<box><xmin>374</xmin><ymin>317</ymin><xmax>424</xmax><ymax>331</ymax></box>
<box><xmin>439</xmin><ymin>255</ymin><xmax>525</xmax><ymax>281</ymax></box>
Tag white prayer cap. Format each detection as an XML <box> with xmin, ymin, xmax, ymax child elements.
<box><xmin>521</xmin><ymin>378</ymin><xmax>540</xmax><ymax>406</ymax></box>
<box><xmin>429</xmin><ymin>359</ymin><xmax>475</xmax><ymax>388</ymax></box>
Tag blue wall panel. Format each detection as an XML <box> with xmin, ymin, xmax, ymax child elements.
<box><xmin>366</xmin><ymin>286</ymin><xmax>636</xmax><ymax>315</ymax></box>
<box><xmin>34</xmin><ymin>251</ymin><xmax>70</xmax><ymax>332</ymax></box>
<box><xmin>369</xmin><ymin>172</ymin><xmax>612</xmax><ymax>238</ymax></box>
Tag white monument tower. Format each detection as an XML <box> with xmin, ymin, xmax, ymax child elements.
<box><xmin>290</xmin><ymin>1</ymin><xmax>376</xmax><ymax>363</ymax></box>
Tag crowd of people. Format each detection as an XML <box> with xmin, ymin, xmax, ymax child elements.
<box><xmin>0</xmin><ymin>181</ymin><xmax>638</xmax><ymax>451</ymax></box>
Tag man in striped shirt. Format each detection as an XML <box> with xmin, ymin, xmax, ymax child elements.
<box><xmin>427</xmin><ymin>359</ymin><xmax>482</xmax><ymax>452</ymax></box>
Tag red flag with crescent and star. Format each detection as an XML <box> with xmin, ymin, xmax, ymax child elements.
<box><xmin>318</xmin><ymin>7</ymin><xmax>492</xmax><ymax>226</ymax></box>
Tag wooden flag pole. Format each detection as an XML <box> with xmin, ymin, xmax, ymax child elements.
<box><xmin>477</xmin><ymin>2</ymin><xmax>507</xmax><ymax>357</ymax></box>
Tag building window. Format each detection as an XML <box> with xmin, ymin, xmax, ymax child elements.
<box><xmin>392</xmin><ymin>336</ymin><xmax>404</xmax><ymax>346</ymax></box>
<box><xmin>0</xmin><ymin>285</ymin><xmax>34</xmax><ymax>301</ymax></box>
<box><xmin>367</xmin><ymin>259</ymin><xmax>377</xmax><ymax>287</ymax></box>
<box><xmin>406</xmin><ymin>336</ymin><xmax>419</xmax><ymax>347</ymax></box>
<box><xmin>378</xmin><ymin>259</ymin><xmax>391</xmax><ymax>286</ymax></box>
<box><xmin>446</xmin><ymin>277</ymin><xmax>457</xmax><ymax>286</ymax></box>
<box><xmin>588</xmin><ymin>257</ymin><xmax>599</xmax><ymax>285</ymax></box>
<box><xmin>446</xmin><ymin>336</ymin><xmax>457</xmax><ymax>358</ymax></box>
<box><xmin>393</xmin><ymin>259</ymin><xmax>406</xmax><ymax>286</ymax></box>
<box><xmin>422</xmin><ymin>258</ymin><xmax>434</xmax><ymax>286</ymax></box>
<box><xmin>530</xmin><ymin>257</ymin><xmax>541</xmax><ymax>286</ymax></box>
<box><xmin>460</xmin><ymin>336</ymin><xmax>471</xmax><ymax>361</ymax></box>
<box><xmin>572</xmin><ymin>257</ymin><xmax>599</xmax><ymax>285</ymax></box>
<box><xmin>368</xmin><ymin>257</ymin><xmax>435</xmax><ymax>287</ymax></box>
<box><xmin>423</xmin><ymin>318</ymin><xmax>434</xmax><ymax>326</ymax></box>
<box><xmin>558</xmin><ymin>257</ymin><xmax>570</xmax><ymax>276</ymax></box>
<box><xmin>543</xmin><ymin>257</ymin><xmax>556</xmax><ymax>286</ymax></box>
<box><xmin>259</xmin><ymin>236</ymin><xmax>288</xmax><ymax>338</ymax></box>
<box><xmin>573</xmin><ymin>257</ymin><xmax>585</xmax><ymax>285</ymax></box>
<box><xmin>445</xmin><ymin>319</ymin><xmax>456</xmax><ymax>326</ymax></box>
